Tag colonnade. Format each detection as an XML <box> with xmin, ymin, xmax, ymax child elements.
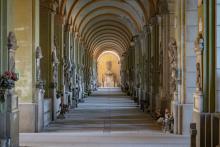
<box><xmin>0</xmin><ymin>0</ymin><xmax>220</xmax><ymax>147</ymax></box>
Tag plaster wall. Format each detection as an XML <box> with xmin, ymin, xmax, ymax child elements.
<box><xmin>10</xmin><ymin>0</ymin><xmax>34</xmax><ymax>103</ymax></box>
<box><xmin>216</xmin><ymin>0</ymin><xmax>220</xmax><ymax>112</ymax></box>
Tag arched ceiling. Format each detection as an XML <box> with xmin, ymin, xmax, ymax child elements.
<box><xmin>60</xmin><ymin>0</ymin><xmax>157</xmax><ymax>59</ymax></box>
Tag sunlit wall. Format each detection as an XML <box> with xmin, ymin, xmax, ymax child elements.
<box><xmin>10</xmin><ymin>0</ymin><xmax>34</xmax><ymax>103</ymax></box>
<box><xmin>97</xmin><ymin>51</ymin><xmax>121</xmax><ymax>87</ymax></box>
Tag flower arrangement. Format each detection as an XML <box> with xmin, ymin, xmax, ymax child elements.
<box><xmin>0</xmin><ymin>71</ymin><xmax>18</xmax><ymax>89</ymax></box>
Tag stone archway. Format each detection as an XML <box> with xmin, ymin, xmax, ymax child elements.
<box><xmin>97</xmin><ymin>51</ymin><xmax>121</xmax><ymax>88</ymax></box>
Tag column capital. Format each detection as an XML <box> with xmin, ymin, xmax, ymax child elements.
<box><xmin>132</xmin><ymin>35</ymin><xmax>139</xmax><ymax>42</ymax></box>
<box><xmin>73</xmin><ymin>32</ymin><xmax>80</xmax><ymax>38</ymax></box>
<box><xmin>79</xmin><ymin>37</ymin><xmax>84</xmax><ymax>43</ymax></box>
<box><xmin>55</xmin><ymin>14</ymin><xmax>66</xmax><ymax>25</ymax></box>
<box><xmin>143</xmin><ymin>25</ymin><xmax>151</xmax><ymax>34</ymax></box>
<box><xmin>130</xmin><ymin>41</ymin><xmax>135</xmax><ymax>47</ymax></box>
<box><xmin>40</xmin><ymin>0</ymin><xmax>58</xmax><ymax>12</ymax></box>
<box><xmin>149</xmin><ymin>15</ymin><xmax>161</xmax><ymax>25</ymax></box>
<box><xmin>65</xmin><ymin>24</ymin><xmax>73</xmax><ymax>32</ymax></box>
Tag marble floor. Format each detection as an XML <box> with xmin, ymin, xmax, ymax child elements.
<box><xmin>20</xmin><ymin>88</ymin><xmax>190</xmax><ymax>147</ymax></box>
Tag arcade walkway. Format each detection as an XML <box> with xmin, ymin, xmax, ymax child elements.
<box><xmin>20</xmin><ymin>88</ymin><xmax>189</xmax><ymax>147</ymax></box>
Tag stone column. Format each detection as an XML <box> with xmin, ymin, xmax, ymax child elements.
<box><xmin>77</xmin><ymin>38</ymin><xmax>83</xmax><ymax>102</ymax></box>
<box><xmin>35</xmin><ymin>46</ymin><xmax>45</xmax><ymax>132</ymax></box>
<box><xmin>168</xmin><ymin>38</ymin><xmax>178</xmax><ymax>134</ymax></box>
<box><xmin>63</xmin><ymin>25</ymin><xmax>73</xmax><ymax>107</ymax></box>
<box><xmin>133</xmin><ymin>35</ymin><xmax>141</xmax><ymax>104</ymax></box>
<box><xmin>40</xmin><ymin>0</ymin><xmax>57</xmax><ymax>121</ymax></box>
<box><xmin>139</xmin><ymin>31</ymin><xmax>145</xmax><ymax>108</ymax></box>
<box><xmin>149</xmin><ymin>15</ymin><xmax>160</xmax><ymax>114</ymax></box>
<box><xmin>72</xmin><ymin>32</ymin><xmax>77</xmax><ymax>107</ymax></box>
<box><xmin>144</xmin><ymin>25</ymin><xmax>151</xmax><ymax>111</ymax></box>
<box><xmin>54</xmin><ymin>14</ymin><xmax>65</xmax><ymax>112</ymax></box>
<box><xmin>51</xmin><ymin>38</ymin><xmax>60</xmax><ymax>120</ymax></box>
<box><xmin>0</xmin><ymin>32</ymin><xmax>19</xmax><ymax>147</ymax></box>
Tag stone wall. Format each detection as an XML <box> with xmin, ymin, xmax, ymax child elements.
<box><xmin>10</xmin><ymin>0</ymin><xmax>34</xmax><ymax>103</ymax></box>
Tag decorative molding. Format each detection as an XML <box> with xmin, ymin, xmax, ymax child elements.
<box><xmin>143</xmin><ymin>25</ymin><xmax>151</xmax><ymax>34</ymax></box>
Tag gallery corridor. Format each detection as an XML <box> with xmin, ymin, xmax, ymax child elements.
<box><xmin>20</xmin><ymin>88</ymin><xmax>189</xmax><ymax>147</ymax></box>
<box><xmin>1</xmin><ymin>1</ymin><xmax>220</xmax><ymax>146</ymax></box>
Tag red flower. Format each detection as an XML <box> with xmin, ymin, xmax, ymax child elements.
<box><xmin>1</xmin><ymin>71</ymin><xmax>18</xmax><ymax>81</ymax></box>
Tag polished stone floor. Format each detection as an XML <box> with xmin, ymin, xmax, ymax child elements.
<box><xmin>20</xmin><ymin>88</ymin><xmax>189</xmax><ymax>147</ymax></box>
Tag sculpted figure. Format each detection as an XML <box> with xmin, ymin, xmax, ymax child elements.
<box><xmin>52</xmin><ymin>39</ymin><xmax>59</xmax><ymax>82</ymax></box>
<box><xmin>8</xmin><ymin>32</ymin><xmax>18</xmax><ymax>71</ymax></box>
<box><xmin>36</xmin><ymin>46</ymin><xmax>43</xmax><ymax>81</ymax></box>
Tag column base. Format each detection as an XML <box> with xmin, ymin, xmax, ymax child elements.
<box><xmin>192</xmin><ymin>112</ymin><xmax>220</xmax><ymax>147</ymax></box>
<box><xmin>172</xmin><ymin>100</ymin><xmax>193</xmax><ymax>135</ymax></box>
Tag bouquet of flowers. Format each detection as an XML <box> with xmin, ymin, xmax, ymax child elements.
<box><xmin>0</xmin><ymin>71</ymin><xmax>18</xmax><ymax>89</ymax></box>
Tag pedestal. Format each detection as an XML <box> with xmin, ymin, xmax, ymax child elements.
<box><xmin>0</xmin><ymin>89</ymin><xmax>19</xmax><ymax>147</ymax></box>
<box><xmin>51</xmin><ymin>83</ymin><xmax>60</xmax><ymax>121</ymax></box>
<box><xmin>35</xmin><ymin>88</ymin><xmax>45</xmax><ymax>132</ymax></box>
<box><xmin>172</xmin><ymin>92</ymin><xmax>178</xmax><ymax>134</ymax></box>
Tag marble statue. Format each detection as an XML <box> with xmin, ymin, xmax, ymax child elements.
<box><xmin>64</xmin><ymin>57</ymin><xmax>71</xmax><ymax>89</ymax></box>
<box><xmin>36</xmin><ymin>46</ymin><xmax>43</xmax><ymax>81</ymax></box>
<box><xmin>52</xmin><ymin>39</ymin><xmax>59</xmax><ymax>83</ymax></box>
<box><xmin>103</xmin><ymin>61</ymin><xmax>116</xmax><ymax>87</ymax></box>
<box><xmin>8</xmin><ymin>32</ymin><xmax>18</xmax><ymax>72</ymax></box>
